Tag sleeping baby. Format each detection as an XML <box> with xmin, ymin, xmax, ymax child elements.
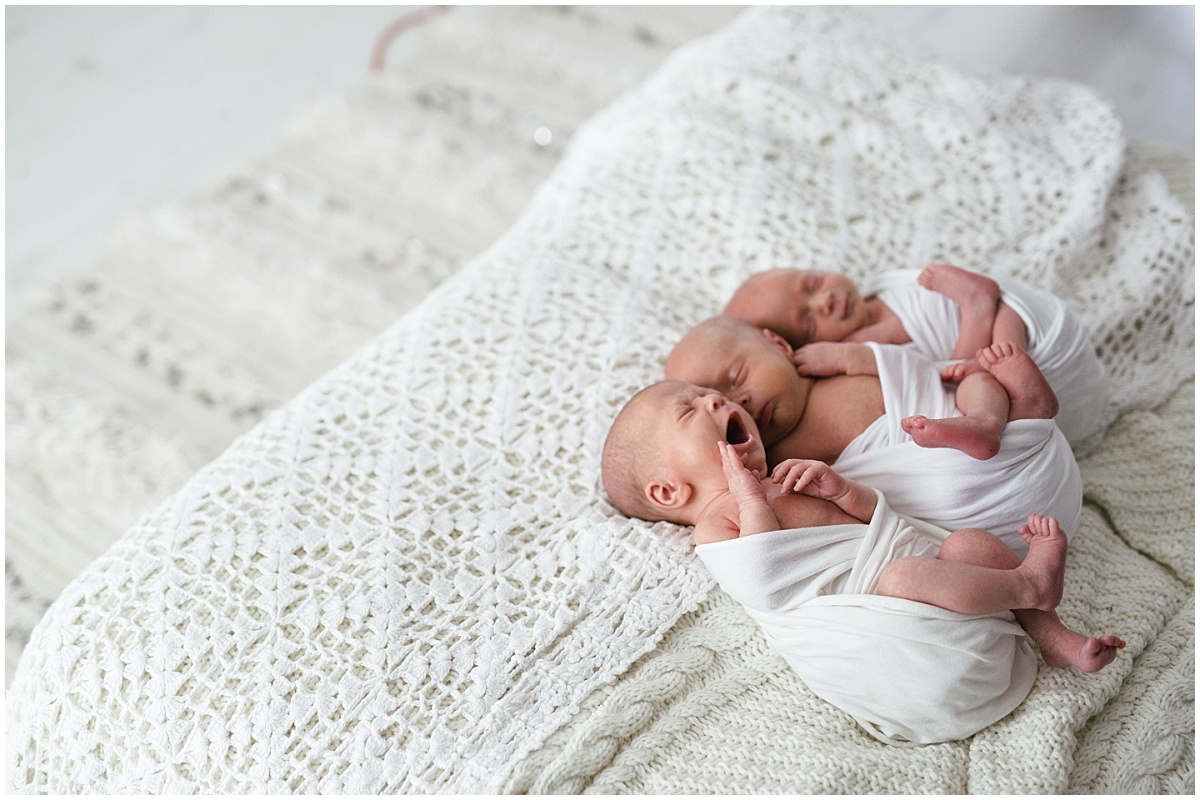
<box><xmin>665</xmin><ymin>314</ymin><xmax>1079</xmax><ymax>554</ymax></box>
<box><xmin>722</xmin><ymin>263</ymin><xmax>1109</xmax><ymax>454</ymax></box>
<box><xmin>600</xmin><ymin>380</ymin><xmax>1123</xmax><ymax>742</ymax></box>
<box><xmin>600</xmin><ymin>379</ymin><xmax>1123</xmax><ymax>673</ymax></box>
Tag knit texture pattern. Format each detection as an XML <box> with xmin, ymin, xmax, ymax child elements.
<box><xmin>4</xmin><ymin>5</ymin><xmax>738</xmax><ymax>688</ymax></box>
<box><xmin>7</xmin><ymin>7</ymin><xmax>1194</xmax><ymax>794</ymax></box>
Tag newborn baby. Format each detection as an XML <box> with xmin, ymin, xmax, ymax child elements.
<box><xmin>665</xmin><ymin>315</ymin><xmax>1081</xmax><ymax>553</ymax></box>
<box><xmin>724</xmin><ymin>264</ymin><xmax>1109</xmax><ymax>453</ymax></box>
<box><xmin>600</xmin><ymin>379</ymin><xmax>1122</xmax><ymax>742</ymax></box>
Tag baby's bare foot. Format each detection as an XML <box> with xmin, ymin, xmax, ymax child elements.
<box><xmin>977</xmin><ymin>342</ymin><xmax>1059</xmax><ymax>421</ymax></box>
<box><xmin>918</xmin><ymin>263</ymin><xmax>1001</xmax><ymax>310</ymax></box>
<box><xmin>1016</xmin><ymin>514</ymin><xmax>1068</xmax><ymax>611</ymax></box>
<box><xmin>1040</xmin><ymin>631</ymin><xmax>1126</xmax><ymax>673</ymax></box>
<box><xmin>902</xmin><ymin>414</ymin><xmax>1002</xmax><ymax>460</ymax></box>
<box><xmin>940</xmin><ymin>359</ymin><xmax>986</xmax><ymax>385</ymax></box>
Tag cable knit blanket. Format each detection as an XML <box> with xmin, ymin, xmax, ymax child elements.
<box><xmin>6</xmin><ymin>7</ymin><xmax>1194</xmax><ymax>794</ymax></box>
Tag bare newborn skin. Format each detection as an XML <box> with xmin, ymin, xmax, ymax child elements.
<box><xmin>978</xmin><ymin>341</ymin><xmax>1059</xmax><ymax>421</ymax></box>
<box><xmin>1014</xmin><ymin>516</ymin><xmax>1125</xmax><ymax>673</ymax></box>
<box><xmin>901</xmin><ymin>341</ymin><xmax>1059</xmax><ymax>459</ymax></box>
<box><xmin>603</xmin><ymin>378</ymin><xmax>1125</xmax><ymax>675</ymax></box>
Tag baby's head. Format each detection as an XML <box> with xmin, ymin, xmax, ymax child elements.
<box><xmin>665</xmin><ymin>315</ymin><xmax>810</xmax><ymax>448</ymax></box>
<box><xmin>723</xmin><ymin>268</ymin><xmax>868</xmax><ymax>347</ymax></box>
<box><xmin>602</xmin><ymin>380</ymin><xmax>766</xmax><ymax>524</ymax></box>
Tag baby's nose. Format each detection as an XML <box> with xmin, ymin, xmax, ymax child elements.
<box><xmin>811</xmin><ymin>291</ymin><xmax>834</xmax><ymax>314</ymax></box>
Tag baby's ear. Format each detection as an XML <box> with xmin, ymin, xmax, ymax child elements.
<box><xmin>760</xmin><ymin>327</ymin><xmax>793</xmax><ymax>355</ymax></box>
<box><xmin>647</xmin><ymin>477</ymin><xmax>692</xmax><ymax>510</ymax></box>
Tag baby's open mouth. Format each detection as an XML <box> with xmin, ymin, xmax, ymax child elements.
<box><xmin>725</xmin><ymin>415</ymin><xmax>749</xmax><ymax>445</ymax></box>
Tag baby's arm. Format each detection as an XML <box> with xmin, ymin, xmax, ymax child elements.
<box><xmin>843</xmin><ymin>314</ymin><xmax>910</xmax><ymax>346</ymax></box>
<box><xmin>771</xmin><ymin>459</ymin><xmax>878</xmax><ymax>523</ymax></box>
<box><xmin>717</xmin><ymin>441</ymin><xmax>781</xmax><ymax>537</ymax></box>
<box><xmin>793</xmin><ymin>341</ymin><xmax>878</xmax><ymax>377</ymax></box>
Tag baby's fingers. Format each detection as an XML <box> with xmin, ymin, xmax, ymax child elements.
<box><xmin>779</xmin><ymin>464</ymin><xmax>805</xmax><ymax>493</ymax></box>
<box><xmin>774</xmin><ymin>461</ymin><xmax>812</xmax><ymax>494</ymax></box>
<box><xmin>718</xmin><ymin>441</ymin><xmax>739</xmax><ymax>473</ymax></box>
<box><xmin>770</xmin><ymin>458</ymin><xmax>802</xmax><ymax>481</ymax></box>
<box><xmin>770</xmin><ymin>459</ymin><xmax>798</xmax><ymax>483</ymax></box>
<box><xmin>719</xmin><ymin>442</ymin><xmax>751</xmax><ymax>482</ymax></box>
<box><xmin>794</xmin><ymin>464</ymin><xmax>826</xmax><ymax>495</ymax></box>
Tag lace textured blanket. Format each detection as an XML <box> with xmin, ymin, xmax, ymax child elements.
<box><xmin>7</xmin><ymin>7</ymin><xmax>1194</xmax><ymax>793</ymax></box>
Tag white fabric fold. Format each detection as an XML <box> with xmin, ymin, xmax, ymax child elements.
<box><xmin>695</xmin><ymin>493</ymin><xmax>1037</xmax><ymax>745</ymax></box>
<box><xmin>833</xmin><ymin>343</ymin><xmax>1082</xmax><ymax>554</ymax></box>
<box><xmin>864</xmin><ymin>269</ymin><xmax>1109</xmax><ymax>453</ymax></box>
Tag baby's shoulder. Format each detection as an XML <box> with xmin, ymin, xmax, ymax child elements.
<box><xmin>693</xmin><ymin>493</ymin><xmax>741</xmax><ymax>545</ymax></box>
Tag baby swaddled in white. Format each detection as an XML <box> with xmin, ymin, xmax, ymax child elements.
<box><xmin>647</xmin><ymin>314</ymin><xmax>1091</xmax><ymax>741</ymax></box>
<box><xmin>615</xmin><ymin>299</ymin><xmax>1110</xmax><ymax>745</ymax></box>
<box><xmin>865</xmin><ymin>269</ymin><xmax>1109</xmax><ymax>454</ymax></box>
<box><xmin>695</xmin><ymin>491</ymin><xmax>1038</xmax><ymax>745</ymax></box>
<box><xmin>833</xmin><ymin>342</ymin><xmax>1082</xmax><ymax>555</ymax></box>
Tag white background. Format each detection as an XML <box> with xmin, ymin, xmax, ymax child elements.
<box><xmin>7</xmin><ymin>5</ymin><xmax>1195</xmax><ymax>315</ymax></box>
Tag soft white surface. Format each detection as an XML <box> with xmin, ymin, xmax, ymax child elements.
<box><xmin>7</xmin><ymin>7</ymin><xmax>1193</xmax><ymax>793</ymax></box>
<box><xmin>6</xmin><ymin>5</ymin><xmax>407</xmax><ymax>315</ymax></box>
<box><xmin>3</xmin><ymin>4</ymin><xmax>743</xmax><ymax>692</ymax></box>
<box><xmin>6</xmin><ymin>6</ymin><xmax>1194</xmax><ymax>316</ymax></box>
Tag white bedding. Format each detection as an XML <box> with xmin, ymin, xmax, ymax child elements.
<box><xmin>6</xmin><ymin>7</ymin><xmax>1194</xmax><ymax>794</ymax></box>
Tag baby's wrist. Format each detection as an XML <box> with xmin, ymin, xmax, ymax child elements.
<box><xmin>846</xmin><ymin>344</ymin><xmax>874</xmax><ymax>375</ymax></box>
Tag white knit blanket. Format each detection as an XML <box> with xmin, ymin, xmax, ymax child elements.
<box><xmin>7</xmin><ymin>7</ymin><xmax>1194</xmax><ymax>793</ymax></box>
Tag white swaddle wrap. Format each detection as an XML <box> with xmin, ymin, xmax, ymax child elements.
<box><xmin>833</xmin><ymin>343</ymin><xmax>1082</xmax><ymax>554</ymax></box>
<box><xmin>864</xmin><ymin>269</ymin><xmax>1109</xmax><ymax>454</ymax></box>
<box><xmin>694</xmin><ymin>492</ymin><xmax>1037</xmax><ymax>745</ymax></box>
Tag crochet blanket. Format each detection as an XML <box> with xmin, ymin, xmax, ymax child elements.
<box><xmin>4</xmin><ymin>4</ymin><xmax>740</xmax><ymax>689</ymax></box>
<box><xmin>7</xmin><ymin>7</ymin><xmax>1194</xmax><ymax>794</ymax></box>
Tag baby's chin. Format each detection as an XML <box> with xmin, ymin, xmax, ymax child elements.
<box><xmin>757</xmin><ymin>417</ymin><xmax>790</xmax><ymax>449</ymax></box>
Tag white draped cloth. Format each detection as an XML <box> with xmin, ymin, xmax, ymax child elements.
<box><xmin>832</xmin><ymin>342</ymin><xmax>1082</xmax><ymax>555</ymax></box>
<box><xmin>695</xmin><ymin>491</ymin><xmax>1038</xmax><ymax>745</ymax></box>
<box><xmin>865</xmin><ymin>269</ymin><xmax>1109</xmax><ymax>454</ymax></box>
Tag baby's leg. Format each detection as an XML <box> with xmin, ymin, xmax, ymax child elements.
<box><xmin>917</xmin><ymin>263</ymin><xmax>1001</xmax><ymax>361</ymax></box>
<box><xmin>902</xmin><ymin>371</ymin><xmax>1007</xmax><ymax>460</ymax></box>
<box><xmin>1012</xmin><ymin>517</ymin><xmax>1126</xmax><ymax>672</ymax></box>
<box><xmin>1017</xmin><ymin>610</ymin><xmax>1126</xmax><ymax>673</ymax></box>
<box><xmin>992</xmin><ymin>302</ymin><xmax>1029</xmax><ymax>351</ymax></box>
<box><xmin>874</xmin><ymin>517</ymin><xmax>1066</xmax><ymax>613</ymax></box>
<box><xmin>977</xmin><ymin>341</ymin><xmax>1058</xmax><ymax>421</ymax></box>
<box><xmin>875</xmin><ymin>515</ymin><xmax>1125</xmax><ymax>673</ymax></box>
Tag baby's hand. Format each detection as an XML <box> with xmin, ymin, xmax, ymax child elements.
<box><xmin>792</xmin><ymin>343</ymin><xmax>868</xmax><ymax>376</ymax></box>
<box><xmin>718</xmin><ymin>441</ymin><xmax>766</xmax><ymax>507</ymax></box>
<box><xmin>771</xmin><ymin>458</ymin><xmax>848</xmax><ymax>500</ymax></box>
